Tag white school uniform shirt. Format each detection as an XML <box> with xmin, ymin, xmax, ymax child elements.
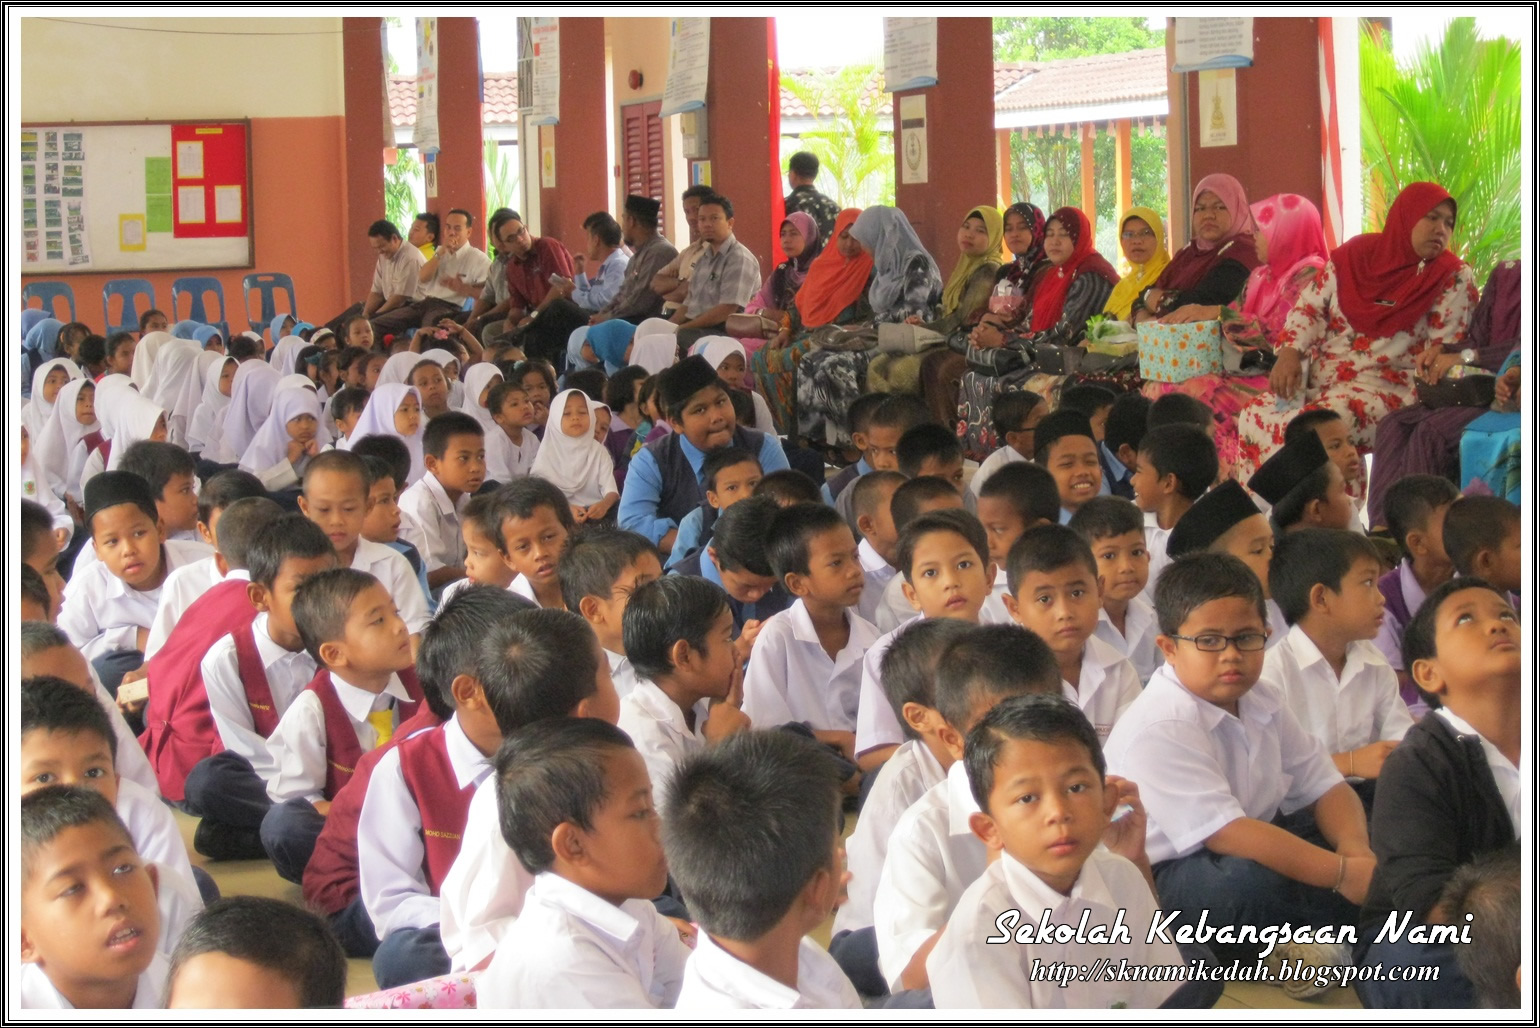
<box><xmin>853</xmin><ymin>624</ymin><xmax>906</xmax><ymax>758</ymax></box>
<box><xmin>360</xmin><ymin>713</ymin><xmax>493</xmax><ymax>939</ymax></box>
<box><xmin>487</xmin><ymin>428</ymin><xmax>541</xmax><ymax>483</ymax></box>
<box><xmin>872</xmin><ymin>759</ymin><xmax>987</xmax><ymax>991</ymax></box>
<box><xmin>1141</xmin><ymin>510</ymin><xmax>1171</xmax><ymax>600</ymax></box>
<box><xmin>19</xmin><ymin>955</ymin><xmax>168</xmax><ymax>1010</ymax></box>
<box><xmin>1093</xmin><ymin>593</ymin><xmax>1160</xmax><ymax>685</ymax></box>
<box><xmin>967</xmin><ymin>444</ymin><xmax>1026</xmax><ymax>502</ymax></box>
<box><xmin>606</xmin><ymin>648</ymin><xmax>640</xmax><ymax>699</ymax></box>
<box><xmin>264</xmin><ymin>671</ymin><xmax>415</xmax><ymax>804</ymax></box>
<box><xmin>979</xmin><ymin>564</ymin><xmax>1013</xmax><ymax>625</ymax></box>
<box><xmin>58</xmin><ymin>538</ymin><xmax>211</xmax><ymax>661</ymax></box>
<box><xmin>1259</xmin><ymin>624</ymin><xmax>1413</xmax><ymax>761</ymax></box>
<box><xmin>873</xmin><ymin>572</ymin><xmax>921</xmax><ymax>634</ymax></box>
<box><xmin>1266</xmin><ymin>598</ymin><xmax>1289</xmax><ymax>649</ymax></box>
<box><xmin>856</xmin><ymin>538</ymin><xmax>897</xmax><ymax>624</ymax></box>
<box><xmin>143</xmin><ymin>559</ymin><xmax>241</xmax><ymax>659</ymax></box>
<box><xmin>69</xmin><ymin>528</ymin><xmax>208</xmax><ymax>579</ymax></box>
<box><xmin>1436</xmin><ymin>708</ymin><xmax>1522</xmax><ymax>835</ymax></box>
<box><xmin>87</xmin><ymin>665</ymin><xmax>159</xmax><ymax>797</ymax></box>
<box><xmin>1064</xmin><ymin>635</ymin><xmax>1142</xmax><ymax>744</ymax></box>
<box><xmin>742</xmin><ymin>599</ymin><xmax>879</xmax><ymax>732</ymax></box>
<box><xmin>199</xmin><ymin>612</ymin><xmax>317</xmax><ymax>783</ymax></box>
<box><xmin>926</xmin><ymin>849</ymin><xmax>1183</xmax><ymax>1009</ymax></box>
<box><xmin>508</xmin><ymin>573</ymin><xmax>540</xmax><ymax>604</ymax></box>
<box><xmin>477</xmin><ymin>872</ymin><xmax>691</xmax><ymax>1009</ymax></box>
<box><xmin>675</xmin><ymin>932</ymin><xmax>862</xmax><ymax>1010</ymax></box>
<box><xmin>1103</xmin><ymin>664</ymin><xmax>1345</xmax><ymax>865</ymax></box>
<box><xmin>397</xmin><ymin>471</ymin><xmax>469</xmax><ymax>574</ymax></box>
<box><xmin>439</xmin><ymin>774</ymin><xmax>536</xmax><ymax>972</ymax></box>
<box><xmin>351</xmin><ymin>537</ymin><xmax>432</xmax><ymax>634</ymax></box>
<box><xmin>617</xmin><ymin>679</ymin><xmax>710</xmax><ymax>813</ymax></box>
<box><xmin>834</xmin><ymin>739</ymin><xmax>945</xmax><ymax>934</ymax></box>
<box><xmin>117</xmin><ymin>778</ymin><xmax>199</xmax><ymax>911</ymax></box>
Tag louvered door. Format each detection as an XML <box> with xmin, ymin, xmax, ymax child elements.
<box><xmin>621</xmin><ymin>101</ymin><xmax>665</xmax><ymax>232</ymax></box>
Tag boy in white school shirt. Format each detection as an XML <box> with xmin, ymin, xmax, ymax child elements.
<box><xmin>142</xmin><ymin>470</ymin><xmax>267</xmax><ymax>657</ymax></box>
<box><xmin>477</xmin><ymin>719</ymin><xmax>692</xmax><ymax>1009</ymax></box>
<box><xmin>485</xmin><ymin>379</ymin><xmax>542</xmax><ymax>482</ymax></box>
<box><xmin>744</xmin><ymin>503</ymin><xmax>879</xmax><ymax>766</ymax></box>
<box><xmin>1127</xmin><ymin>423</ymin><xmax>1216</xmax><ymax>596</ymax></box>
<box><xmin>1259</xmin><ymin>530</ymin><xmax>1414</xmax><ymax>810</ymax></box>
<box><xmin>297</xmin><ymin>450</ymin><xmax>431</xmax><ymax>643</ymax></box>
<box><xmin>1070</xmin><ymin>496</ymin><xmax>1161</xmax><ymax>684</ymax></box>
<box><xmin>437</xmin><ymin>609</ymin><xmax>622</xmax><ymax>973</ymax></box>
<box><xmin>70</xmin><ymin>440</ymin><xmax>212</xmax><ymax>581</ymax></box>
<box><xmin>494</xmin><ymin>475</ymin><xmax>575</xmax><ymax>609</ymax></box>
<box><xmin>183</xmin><ymin>516</ymin><xmax>336</xmax><ymax>861</ymax></box>
<box><xmin>667</xmin><ymin>730</ymin><xmax>863</xmax><ymax>1010</ymax></box>
<box><xmin>871</xmin><ymin>477</ymin><xmax>966</xmax><ymax>633</ymax></box>
<box><xmin>927</xmin><ymin>694</ymin><xmax>1221</xmax><ymax>1009</ymax></box>
<box><xmin>1002</xmin><ymin>524</ymin><xmax>1140</xmax><ymax>743</ymax></box>
<box><xmin>398</xmin><ymin>411</ymin><xmax>487</xmax><ymax>594</ymax></box>
<box><xmin>851</xmin><ymin>471</ymin><xmax>905</xmax><ymax>624</ymax></box>
<box><xmin>873</xmin><ymin>625</ymin><xmax>1061</xmax><ymax>993</ymax></box>
<box><xmin>20</xmin><ymin>787</ymin><xmax>168</xmax><ymax>1010</ymax></box>
<box><xmin>560</xmin><ymin>527</ymin><xmax>665</xmax><ymax>700</ymax></box>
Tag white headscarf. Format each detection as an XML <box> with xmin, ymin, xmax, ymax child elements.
<box><xmin>130</xmin><ymin>331</ymin><xmax>173</xmax><ymax>390</ymax></box>
<box><xmin>530</xmin><ymin>389</ymin><xmax>616</xmax><ymax>505</ymax></box>
<box><xmin>239</xmin><ymin>383</ymin><xmax>323</xmax><ymax>474</ymax></box>
<box><xmin>342</xmin><ymin>383</ymin><xmax>425</xmax><ymax>483</ymax></box>
<box><xmin>269</xmin><ymin>334</ymin><xmax>309</xmax><ymax>377</ymax></box>
<box><xmin>460</xmin><ymin>363</ymin><xmax>504</xmax><ymax>434</ymax></box>
<box><xmin>22</xmin><ymin>358</ymin><xmax>83</xmax><ymax>446</ymax></box>
<box><xmin>421</xmin><ymin>348</ymin><xmax>464</xmax><ymax>406</ymax></box>
<box><xmin>223</xmin><ymin>360</ymin><xmax>281</xmax><ymax>462</ymax></box>
<box><xmin>100</xmin><ymin>387</ymin><xmax>166</xmax><ymax>471</ymax></box>
<box><xmin>185</xmin><ymin>356</ymin><xmax>235</xmax><ymax>457</ymax></box>
<box><xmin>695</xmin><ymin>335</ymin><xmax>747</xmax><ymax>373</ymax></box>
<box><xmin>144</xmin><ymin>339</ymin><xmax>203</xmax><ymax>448</ymax></box>
<box><xmin>377</xmin><ymin>350</ymin><xmax>424</xmax><ymax>388</ymax></box>
<box><xmin>277</xmin><ymin>374</ymin><xmax>332</xmax><ymax>445</ymax></box>
<box><xmin>34</xmin><ymin>376</ymin><xmax>97</xmax><ymax>499</ymax></box>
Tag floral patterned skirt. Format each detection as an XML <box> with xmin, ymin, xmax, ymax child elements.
<box><xmin>749</xmin><ymin>335</ymin><xmax>813</xmax><ymax>436</ymax></box>
<box><xmin>1141</xmin><ymin>373</ymin><xmax>1269</xmax><ymax>480</ymax></box>
<box><xmin>796</xmin><ymin>348</ymin><xmax>872</xmax><ymax>446</ymax></box>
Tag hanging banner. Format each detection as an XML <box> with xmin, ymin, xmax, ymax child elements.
<box><xmin>413</xmin><ymin>17</ymin><xmax>440</xmax><ymax>153</ymax></box>
<box><xmin>884</xmin><ymin>17</ymin><xmax>938</xmax><ymax>93</ymax></box>
<box><xmin>1173</xmin><ymin>18</ymin><xmax>1254</xmax><ymax>73</ymax></box>
<box><xmin>380</xmin><ymin>21</ymin><xmax>395</xmax><ymax>149</ymax></box>
<box><xmin>661</xmin><ymin>18</ymin><xmax>710</xmax><ymax>117</ymax></box>
<box><xmin>528</xmin><ymin>18</ymin><xmax>561</xmax><ymax>125</ymax></box>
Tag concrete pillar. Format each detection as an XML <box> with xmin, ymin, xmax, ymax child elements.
<box><xmin>706</xmin><ymin>17</ymin><xmax>778</xmax><ymax>278</ymax></box>
<box><xmin>996</xmin><ymin>129</ymin><xmax>1013</xmax><ymax>207</ymax></box>
<box><xmin>342</xmin><ymin>17</ymin><xmax>388</xmax><ymax>301</ymax></box>
<box><xmin>1080</xmin><ymin>124</ymin><xmax>1096</xmax><ymax>232</ymax></box>
<box><xmin>1114</xmin><ymin>118</ymin><xmax>1134</xmax><ymax>217</ymax></box>
<box><xmin>540</xmin><ymin>17</ymin><xmax>610</xmax><ymax>253</ymax></box>
<box><xmin>434</xmin><ymin>18</ymin><xmax>486</xmax><ymax>251</ymax></box>
<box><xmin>891</xmin><ymin>18</ymin><xmax>995</xmax><ymax>261</ymax></box>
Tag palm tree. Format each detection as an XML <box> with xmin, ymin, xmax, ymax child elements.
<box><xmin>1359</xmin><ymin>18</ymin><xmax>1521</xmax><ymax>284</ymax></box>
<box><xmin>384</xmin><ymin>148</ymin><xmax>421</xmax><ymax>236</ymax></box>
<box><xmin>782</xmin><ymin>64</ymin><xmax>895</xmax><ymax>208</ymax></box>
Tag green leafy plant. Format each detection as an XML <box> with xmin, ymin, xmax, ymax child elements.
<box><xmin>384</xmin><ymin>148</ymin><xmax>421</xmax><ymax>236</ymax></box>
<box><xmin>1359</xmin><ymin>17</ymin><xmax>1521</xmax><ymax>284</ymax></box>
<box><xmin>781</xmin><ymin>64</ymin><xmax>895</xmax><ymax>209</ymax></box>
<box><xmin>484</xmin><ymin>139</ymin><xmax>519</xmax><ymax>227</ymax></box>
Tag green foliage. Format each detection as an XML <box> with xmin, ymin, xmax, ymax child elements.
<box><xmin>384</xmin><ymin>149</ymin><xmax>421</xmax><ymax>238</ymax></box>
<box><xmin>484</xmin><ymin>139</ymin><xmax>519</xmax><ymax>226</ymax></box>
<box><xmin>781</xmin><ymin>64</ymin><xmax>895</xmax><ymax>209</ymax></box>
<box><xmin>993</xmin><ymin>16</ymin><xmax>1163</xmax><ymax>61</ymax></box>
<box><xmin>1359</xmin><ymin>17</ymin><xmax>1521</xmax><ymax>284</ymax></box>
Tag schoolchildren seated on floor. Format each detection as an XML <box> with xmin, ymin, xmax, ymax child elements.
<box><xmin>477</xmin><ymin>719</ymin><xmax>692</xmax><ymax>1009</ymax></box>
<box><xmin>21</xmin><ymin>499</ymin><xmax>68</xmax><ymax>621</ymax></box>
<box><xmin>821</xmin><ymin>392</ymin><xmax>890</xmax><ymax>508</ymax></box>
<box><xmin>492</xmin><ymin>475</ymin><xmax>576</xmax><ymax>609</ymax></box>
<box><xmin>437</xmin><ymin>608</ymin><xmax>621</xmax><ymax>973</ymax></box>
<box><xmin>1059</xmin><ymin>384</ymin><xmax>1127</xmax><ymax>498</ymax></box>
<box><xmin>1284</xmin><ymin>408</ymin><xmax>1366</xmax><ymax>528</ymax></box>
<box><xmin>851</xmin><ymin>470</ymin><xmax>906</xmax><ymax>623</ymax></box>
<box><xmin>1248</xmin><ymin>430</ymin><xmax>1356</xmax><ymax>534</ymax></box>
<box><xmin>1441</xmin><ymin>495</ymin><xmax>1521</xmax><ymax>601</ymax></box>
<box><xmin>1357</xmin><ymin>578</ymin><xmax>1519</xmax><ymax>1008</ymax></box>
<box><xmin>1373</xmin><ymin>474</ymin><xmax>1460</xmax><ymax>689</ymax></box>
<box><xmin>752</xmin><ymin>467</ymin><xmax>824</xmax><ymax>507</ymax></box>
<box><xmin>437</xmin><ymin>491</ymin><xmax>518</xmax><ymax>600</ymax></box>
<box><xmin>873</xmin><ymin>625</ymin><xmax>1061</xmax><ymax>993</ymax></box>
<box><xmin>76</xmin><ymin>439</ymin><xmax>210</xmax><ymax>579</ymax></box>
<box><xmin>398</xmin><ymin>410</ymin><xmax>487</xmax><ymax>594</ymax></box>
<box><xmin>1166</xmin><ymin>480</ymin><xmax>1289</xmax><ymax>644</ymax></box>
<box><xmin>352</xmin><ymin>446</ymin><xmax>433</xmax><ymax>608</ymax></box>
<box><xmin>1002</xmin><ymin>524</ymin><xmax>1141</xmax><ymax>742</ymax></box>
<box><xmin>1032</xmin><ymin>409</ymin><xmax>1103</xmax><ymax>525</ymax></box>
<box><xmin>871</xmin><ymin>475</ymin><xmax>967</xmax><ymax>633</ymax></box>
<box><xmin>665</xmin><ymin>445</ymin><xmax>762</xmax><ymax>570</ymax></box>
<box><xmin>1261</xmin><ymin>529</ymin><xmax>1413</xmax><ymax>811</ymax></box>
<box><xmin>237</xmin><ymin>385</ymin><xmax>326</xmax><ymax>493</ymax></box>
<box><xmin>669</xmin><ymin>493</ymin><xmax>790</xmax><ymax>639</ymax></box>
<box><xmin>927</xmin><ymin>694</ymin><xmax>1220</xmax><ymax>1009</ymax></box>
<box><xmin>1129</xmin><ymin>423</ymin><xmax>1219</xmax><ymax>592</ymax></box>
<box><xmin>1102</xmin><ymin>390</ymin><xmax>1153</xmax><ymax>499</ymax></box>
<box><xmin>20</xmin><ymin>787</ymin><xmax>167</xmax><ymax>1009</ymax></box>
<box><xmin>1104</xmin><ymin>553</ymin><xmax>1370</xmax><ymax>995</ymax></box>
<box><xmin>896</xmin><ymin>423</ymin><xmax>965</xmax><ymax>494</ymax></box>
<box><xmin>1070</xmin><ymin>496</ymin><xmax>1160</xmax><ymax>684</ymax></box>
<box><xmin>165</xmin><ymin>897</ymin><xmax>348</xmax><ymax>1010</ymax></box>
<box><xmin>561</xmin><ymin>528</ymin><xmax>666</xmax><ymax>700</ymax></box>
<box><xmin>531</xmin><ymin>389</ymin><xmax>620</xmax><ymax>526</ymax></box>
<box><xmin>832</xmin><ymin>393</ymin><xmax>932</xmax><ymax>529</ymax></box>
<box><xmin>181</xmin><ymin>515</ymin><xmax>338</xmax><ymax>861</ymax></box>
<box><xmin>665</xmin><ymin>730</ymin><xmax>863</xmax><ymax>1010</ymax></box>
<box><xmin>966</xmin><ymin>389</ymin><xmax>1047</xmax><ymax>507</ymax></box>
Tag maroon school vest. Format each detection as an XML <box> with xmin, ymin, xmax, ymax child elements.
<box><xmin>231</xmin><ymin>622</ymin><xmax>282</xmax><ymax>738</ymax></box>
<box><xmin>304</xmin><ymin>667</ymin><xmax>425</xmax><ymax>801</ymax></box>
<box><xmin>302</xmin><ymin>705</ymin><xmax>441</xmax><ymax>915</ymax></box>
<box><xmin>139</xmin><ymin>579</ymin><xmax>258</xmax><ymax>801</ymax></box>
<box><xmin>396</xmin><ymin>727</ymin><xmax>479</xmax><ymax>895</ymax></box>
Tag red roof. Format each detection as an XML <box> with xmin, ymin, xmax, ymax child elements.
<box><xmin>388</xmin><ymin>51</ymin><xmax>1165</xmax><ymax>128</ymax></box>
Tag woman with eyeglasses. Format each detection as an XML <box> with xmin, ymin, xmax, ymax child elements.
<box><xmin>1132</xmin><ymin>174</ymin><xmax>1261</xmax><ymax>325</ymax></box>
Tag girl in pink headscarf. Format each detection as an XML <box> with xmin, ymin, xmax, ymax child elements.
<box><xmin>1142</xmin><ymin>193</ymin><xmax>1330</xmax><ymax>469</ymax></box>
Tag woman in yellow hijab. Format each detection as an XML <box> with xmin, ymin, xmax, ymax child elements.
<box><xmin>871</xmin><ymin>205</ymin><xmax>1006</xmax><ymax>423</ymax></box>
<box><xmin>1103</xmin><ymin>206</ymin><xmax>1170</xmax><ymax>320</ymax></box>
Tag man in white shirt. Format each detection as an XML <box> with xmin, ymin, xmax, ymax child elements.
<box><xmin>372</xmin><ymin>208</ymin><xmax>491</xmax><ymax>337</ymax></box>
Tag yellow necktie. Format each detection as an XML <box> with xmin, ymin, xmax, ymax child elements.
<box><xmin>367</xmin><ymin>707</ymin><xmax>396</xmax><ymax>748</ymax></box>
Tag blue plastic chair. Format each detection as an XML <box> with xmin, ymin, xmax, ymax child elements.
<box><xmin>241</xmin><ymin>273</ymin><xmax>298</xmax><ymax>340</ymax></box>
<box><xmin>102</xmin><ymin>279</ymin><xmax>157</xmax><ymax>336</ymax></box>
<box><xmin>171</xmin><ymin>276</ymin><xmax>230</xmax><ymax>341</ymax></box>
<box><xmin>22</xmin><ymin>281</ymin><xmax>77</xmax><ymax>323</ymax></box>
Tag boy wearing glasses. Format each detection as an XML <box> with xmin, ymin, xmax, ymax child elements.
<box><xmin>1104</xmin><ymin>552</ymin><xmax>1373</xmax><ymax>985</ymax></box>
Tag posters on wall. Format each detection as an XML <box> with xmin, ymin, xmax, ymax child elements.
<box><xmin>884</xmin><ymin>18</ymin><xmax>938</xmax><ymax>93</ymax></box>
<box><xmin>528</xmin><ymin>18</ymin><xmax>560</xmax><ymax>125</ymax></box>
<box><xmin>1173</xmin><ymin>18</ymin><xmax>1254</xmax><ymax>72</ymax></box>
<box><xmin>1198</xmin><ymin>68</ymin><xmax>1239</xmax><ymax>147</ymax></box>
<box><xmin>414</xmin><ymin>17</ymin><xmax>441</xmax><ymax>153</ymax></box>
<box><xmin>21</xmin><ymin>127</ymin><xmax>91</xmax><ymax>267</ymax></box>
<box><xmin>661</xmin><ymin>18</ymin><xmax>710</xmax><ymax>117</ymax></box>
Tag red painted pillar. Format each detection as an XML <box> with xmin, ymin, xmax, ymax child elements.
<box><xmin>707</xmin><ymin>17</ymin><xmax>777</xmax><ymax>279</ymax></box>
<box><xmin>434</xmin><ymin>17</ymin><xmax>486</xmax><ymax>251</ymax></box>
<box><xmin>892</xmin><ymin>18</ymin><xmax>996</xmax><ymax>261</ymax></box>
<box><xmin>540</xmin><ymin>17</ymin><xmax>610</xmax><ymax>254</ymax></box>
<box><xmin>342</xmin><ymin>16</ymin><xmax>388</xmax><ymax>301</ymax></box>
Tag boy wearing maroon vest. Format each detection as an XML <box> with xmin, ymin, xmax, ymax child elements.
<box><xmin>182</xmin><ymin>516</ymin><xmax>337</xmax><ymax>861</ymax></box>
<box><xmin>259</xmin><ymin>568</ymin><xmax>425</xmax><ymax>884</ymax></box>
<box><xmin>357</xmin><ymin>584</ymin><xmax>539</xmax><ymax>989</ymax></box>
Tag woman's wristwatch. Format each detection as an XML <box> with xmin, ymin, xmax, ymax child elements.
<box><xmin>1457</xmin><ymin>347</ymin><xmax>1477</xmax><ymax>365</ymax></box>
